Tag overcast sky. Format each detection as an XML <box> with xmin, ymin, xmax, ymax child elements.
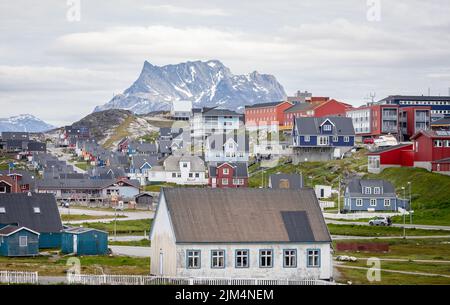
<box><xmin>1</xmin><ymin>0</ymin><xmax>450</xmax><ymax>126</ymax></box>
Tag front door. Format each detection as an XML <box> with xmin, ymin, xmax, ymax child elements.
<box><xmin>159</xmin><ymin>252</ymin><xmax>164</xmax><ymax>275</ymax></box>
<box><xmin>73</xmin><ymin>235</ymin><xmax>78</xmax><ymax>254</ymax></box>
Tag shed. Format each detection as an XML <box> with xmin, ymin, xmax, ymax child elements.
<box><xmin>0</xmin><ymin>225</ymin><xmax>40</xmax><ymax>257</ymax></box>
<box><xmin>61</xmin><ymin>227</ymin><xmax>108</xmax><ymax>255</ymax></box>
<box><xmin>135</xmin><ymin>192</ymin><xmax>153</xmax><ymax>205</ymax></box>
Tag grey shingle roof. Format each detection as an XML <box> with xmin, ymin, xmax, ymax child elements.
<box><xmin>206</xmin><ymin>131</ymin><xmax>250</xmax><ymax>152</ymax></box>
<box><xmin>36</xmin><ymin>178</ymin><xmax>140</xmax><ymax>190</ymax></box>
<box><xmin>294</xmin><ymin>116</ymin><xmax>355</xmax><ymax>135</ymax></box>
<box><xmin>244</xmin><ymin>101</ymin><xmax>286</xmax><ymax>109</ymax></box>
<box><xmin>269</xmin><ymin>173</ymin><xmax>304</xmax><ymax>189</ymax></box>
<box><xmin>208</xmin><ymin>162</ymin><xmax>248</xmax><ymax>178</ymax></box>
<box><xmin>0</xmin><ymin>193</ymin><xmax>62</xmax><ymax>233</ymax></box>
<box><xmin>346</xmin><ymin>179</ymin><xmax>396</xmax><ymax>197</ymax></box>
<box><xmin>132</xmin><ymin>155</ymin><xmax>159</xmax><ymax>169</ymax></box>
<box><xmin>160</xmin><ymin>188</ymin><xmax>331</xmax><ymax>243</ymax></box>
<box><xmin>163</xmin><ymin>155</ymin><xmax>205</xmax><ymax>171</ymax></box>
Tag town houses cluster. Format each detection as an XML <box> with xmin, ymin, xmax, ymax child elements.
<box><xmin>1</xmin><ymin>91</ymin><xmax>450</xmax><ymax>281</ymax></box>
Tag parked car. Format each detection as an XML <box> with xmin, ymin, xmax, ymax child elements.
<box><xmin>336</xmin><ymin>255</ymin><xmax>357</xmax><ymax>262</ymax></box>
<box><xmin>60</xmin><ymin>201</ymin><xmax>70</xmax><ymax>208</ymax></box>
<box><xmin>363</xmin><ymin>138</ymin><xmax>375</xmax><ymax>144</ymax></box>
<box><xmin>369</xmin><ymin>216</ymin><xmax>392</xmax><ymax>226</ymax></box>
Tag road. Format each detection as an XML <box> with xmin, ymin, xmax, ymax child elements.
<box><xmin>47</xmin><ymin>145</ymin><xmax>86</xmax><ymax>174</ymax></box>
<box><xmin>326</xmin><ymin>219</ymin><xmax>450</xmax><ymax>231</ymax></box>
<box><xmin>110</xmin><ymin>246</ymin><xmax>151</xmax><ymax>257</ymax></box>
<box><xmin>59</xmin><ymin>207</ymin><xmax>154</xmax><ymax>224</ymax></box>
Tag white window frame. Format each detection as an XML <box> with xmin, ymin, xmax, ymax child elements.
<box><xmin>0</xmin><ymin>207</ymin><xmax>5</xmax><ymax>213</ymax></box>
<box><xmin>323</xmin><ymin>124</ymin><xmax>332</xmax><ymax>131</ymax></box>
<box><xmin>187</xmin><ymin>250</ymin><xmax>201</xmax><ymax>269</ymax></box>
<box><xmin>211</xmin><ymin>250</ymin><xmax>225</xmax><ymax>269</ymax></box>
<box><xmin>356</xmin><ymin>199</ymin><xmax>363</xmax><ymax>207</ymax></box>
<box><xmin>223</xmin><ymin>168</ymin><xmax>229</xmax><ymax>175</ymax></box>
<box><xmin>374</xmin><ymin>187</ymin><xmax>381</xmax><ymax>194</ymax></box>
<box><xmin>365</xmin><ymin>187</ymin><xmax>372</xmax><ymax>194</ymax></box>
<box><xmin>19</xmin><ymin>236</ymin><xmax>28</xmax><ymax>247</ymax></box>
<box><xmin>304</xmin><ymin>135</ymin><xmax>310</xmax><ymax>142</ymax></box>
<box><xmin>33</xmin><ymin>207</ymin><xmax>41</xmax><ymax>213</ymax></box>
<box><xmin>384</xmin><ymin>199</ymin><xmax>391</xmax><ymax>207</ymax></box>
<box><xmin>0</xmin><ymin>186</ymin><xmax>6</xmax><ymax>193</ymax></box>
<box><xmin>235</xmin><ymin>249</ymin><xmax>249</xmax><ymax>268</ymax></box>
<box><xmin>222</xmin><ymin>178</ymin><xmax>229</xmax><ymax>185</ymax></box>
<box><xmin>318</xmin><ymin>136</ymin><xmax>329</xmax><ymax>146</ymax></box>
<box><xmin>344</xmin><ymin>136</ymin><xmax>350</xmax><ymax>142</ymax></box>
<box><xmin>370</xmin><ymin>199</ymin><xmax>377</xmax><ymax>206</ymax></box>
<box><xmin>259</xmin><ymin>249</ymin><xmax>273</xmax><ymax>268</ymax></box>
<box><xmin>434</xmin><ymin>140</ymin><xmax>443</xmax><ymax>147</ymax></box>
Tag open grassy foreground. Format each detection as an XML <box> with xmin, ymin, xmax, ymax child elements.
<box><xmin>109</xmin><ymin>239</ymin><xmax>150</xmax><ymax>247</ymax></box>
<box><xmin>61</xmin><ymin>214</ymin><xmax>126</xmax><ymax>221</ymax></box>
<box><xmin>334</xmin><ymin>238</ymin><xmax>450</xmax><ymax>285</ymax></box>
<box><xmin>328</xmin><ymin>224</ymin><xmax>450</xmax><ymax>237</ymax></box>
<box><xmin>0</xmin><ymin>255</ymin><xmax>150</xmax><ymax>276</ymax></box>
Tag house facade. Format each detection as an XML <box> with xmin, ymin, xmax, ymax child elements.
<box><xmin>205</xmin><ymin>131</ymin><xmax>249</xmax><ymax>163</ymax></box>
<box><xmin>344</xmin><ymin>179</ymin><xmax>400</xmax><ymax>212</ymax></box>
<box><xmin>208</xmin><ymin>162</ymin><xmax>248</xmax><ymax>188</ymax></box>
<box><xmin>0</xmin><ymin>226</ymin><xmax>40</xmax><ymax>257</ymax></box>
<box><xmin>292</xmin><ymin>117</ymin><xmax>355</xmax><ymax>163</ymax></box>
<box><xmin>244</xmin><ymin>101</ymin><xmax>293</xmax><ymax>129</ymax></box>
<box><xmin>411</xmin><ymin>130</ymin><xmax>450</xmax><ymax>172</ymax></box>
<box><xmin>150</xmin><ymin>188</ymin><xmax>333</xmax><ymax>280</ymax></box>
<box><xmin>170</xmin><ymin>100</ymin><xmax>192</xmax><ymax>121</ymax></box>
<box><xmin>346</xmin><ymin>104</ymin><xmax>399</xmax><ymax>139</ymax></box>
<box><xmin>148</xmin><ymin>155</ymin><xmax>207</xmax><ymax>185</ymax></box>
<box><xmin>367</xmin><ymin>144</ymin><xmax>414</xmax><ymax>174</ymax></box>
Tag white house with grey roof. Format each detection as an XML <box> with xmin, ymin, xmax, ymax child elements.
<box><xmin>150</xmin><ymin>188</ymin><xmax>333</xmax><ymax>280</ymax></box>
<box><xmin>205</xmin><ymin>131</ymin><xmax>249</xmax><ymax>163</ymax></box>
<box><xmin>147</xmin><ymin>155</ymin><xmax>207</xmax><ymax>185</ymax></box>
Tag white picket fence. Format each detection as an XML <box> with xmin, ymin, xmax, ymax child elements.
<box><xmin>67</xmin><ymin>273</ymin><xmax>340</xmax><ymax>286</ymax></box>
<box><xmin>0</xmin><ymin>271</ymin><xmax>39</xmax><ymax>285</ymax></box>
<box><xmin>319</xmin><ymin>200</ymin><xmax>335</xmax><ymax>209</ymax></box>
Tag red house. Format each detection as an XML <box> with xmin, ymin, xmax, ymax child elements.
<box><xmin>399</xmin><ymin>106</ymin><xmax>431</xmax><ymax>141</ymax></box>
<box><xmin>367</xmin><ymin>144</ymin><xmax>414</xmax><ymax>174</ymax></box>
<box><xmin>283</xmin><ymin>99</ymin><xmax>353</xmax><ymax>129</ymax></box>
<box><xmin>411</xmin><ymin>130</ymin><xmax>450</xmax><ymax>173</ymax></box>
<box><xmin>0</xmin><ymin>175</ymin><xmax>20</xmax><ymax>193</ymax></box>
<box><xmin>208</xmin><ymin>162</ymin><xmax>248</xmax><ymax>188</ymax></box>
<box><xmin>244</xmin><ymin>101</ymin><xmax>293</xmax><ymax>129</ymax></box>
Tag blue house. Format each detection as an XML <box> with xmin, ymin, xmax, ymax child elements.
<box><xmin>61</xmin><ymin>227</ymin><xmax>108</xmax><ymax>255</ymax></box>
<box><xmin>292</xmin><ymin>116</ymin><xmax>355</xmax><ymax>163</ymax></box>
<box><xmin>343</xmin><ymin>179</ymin><xmax>404</xmax><ymax>212</ymax></box>
<box><xmin>0</xmin><ymin>193</ymin><xmax>63</xmax><ymax>248</ymax></box>
<box><xmin>128</xmin><ymin>154</ymin><xmax>159</xmax><ymax>185</ymax></box>
<box><xmin>0</xmin><ymin>225</ymin><xmax>40</xmax><ymax>257</ymax></box>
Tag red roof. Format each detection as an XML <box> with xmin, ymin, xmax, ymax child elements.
<box><xmin>411</xmin><ymin>130</ymin><xmax>450</xmax><ymax>140</ymax></box>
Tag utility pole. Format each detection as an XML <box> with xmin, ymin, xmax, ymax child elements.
<box><xmin>338</xmin><ymin>176</ymin><xmax>341</xmax><ymax>214</ymax></box>
<box><xmin>402</xmin><ymin>186</ymin><xmax>406</xmax><ymax>238</ymax></box>
<box><xmin>408</xmin><ymin>181</ymin><xmax>412</xmax><ymax>224</ymax></box>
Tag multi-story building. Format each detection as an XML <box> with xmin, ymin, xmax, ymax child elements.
<box><xmin>399</xmin><ymin>106</ymin><xmax>431</xmax><ymax>141</ymax></box>
<box><xmin>190</xmin><ymin>107</ymin><xmax>243</xmax><ymax>140</ymax></box>
<box><xmin>204</xmin><ymin>131</ymin><xmax>249</xmax><ymax>163</ymax></box>
<box><xmin>244</xmin><ymin>101</ymin><xmax>292</xmax><ymax>129</ymax></box>
<box><xmin>378</xmin><ymin>95</ymin><xmax>450</xmax><ymax>120</ymax></box>
<box><xmin>411</xmin><ymin>130</ymin><xmax>450</xmax><ymax>173</ymax></box>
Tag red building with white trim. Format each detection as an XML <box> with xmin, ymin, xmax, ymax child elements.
<box><xmin>244</xmin><ymin>101</ymin><xmax>293</xmax><ymax>129</ymax></box>
<box><xmin>367</xmin><ymin>144</ymin><xmax>414</xmax><ymax>174</ymax></box>
<box><xmin>208</xmin><ymin>162</ymin><xmax>248</xmax><ymax>188</ymax></box>
<box><xmin>411</xmin><ymin>130</ymin><xmax>450</xmax><ymax>172</ymax></box>
<box><xmin>399</xmin><ymin>106</ymin><xmax>431</xmax><ymax>141</ymax></box>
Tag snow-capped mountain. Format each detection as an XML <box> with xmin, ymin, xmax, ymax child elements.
<box><xmin>94</xmin><ymin>60</ymin><xmax>286</xmax><ymax>114</ymax></box>
<box><xmin>0</xmin><ymin>114</ymin><xmax>55</xmax><ymax>133</ymax></box>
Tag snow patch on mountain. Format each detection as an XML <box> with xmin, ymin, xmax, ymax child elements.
<box><xmin>0</xmin><ymin>114</ymin><xmax>55</xmax><ymax>133</ymax></box>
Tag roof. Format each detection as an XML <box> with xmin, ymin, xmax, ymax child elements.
<box><xmin>411</xmin><ymin>129</ymin><xmax>450</xmax><ymax>140</ymax></box>
<box><xmin>379</xmin><ymin>95</ymin><xmax>450</xmax><ymax>103</ymax></box>
<box><xmin>171</xmin><ymin>100</ymin><xmax>192</xmax><ymax>112</ymax></box>
<box><xmin>163</xmin><ymin>155</ymin><xmax>205</xmax><ymax>172</ymax></box>
<box><xmin>1</xmin><ymin>132</ymin><xmax>29</xmax><ymax>140</ymax></box>
<box><xmin>294</xmin><ymin>116</ymin><xmax>355</xmax><ymax>135</ymax></box>
<box><xmin>208</xmin><ymin>162</ymin><xmax>249</xmax><ymax>178</ymax></box>
<box><xmin>132</xmin><ymin>155</ymin><xmax>159</xmax><ymax>169</ymax></box>
<box><xmin>284</xmin><ymin>102</ymin><xmax>317</xmax><ymax>113</ymax></box>
<box><xmin>269</xmin><ymin>173</ymin><xmax>303</xmax><ymax>189</ymax></box>
<box><xmin>0</xmin><ymin>225</ymin><xmax>40</xmax><ymax>236</ymax></box>
<box><xmin>432</xmin><ymin>157</ymin><xmax>450</xmax><ymax>164</ymax></box>
<box><xmin>160</xmin><ymin>188</ymin><xmax>331</xmax><ymax>243</ymax></box>
<box><xmin>367</xmin><ymin>143</ymin><xmax>413</xmax><ymax>155</ymax></box>
<box><xmin>63</xmin><ymin>226</ymin><xmax>108</xmax><ymax>235</ymax></box>
<box><xmin>36</xmin><ymin>178</ymin><xmax>140</xmax><ymax>190</ymax></box>
<box><xmin>346</xmin><ymin>179</ymin><xmax>396</xmax><ymax>197</ymax></box>
<box><xmin>206</xmin><ymin>131</ymin><xmax>250</xmax><ymax>152</ymax></box>
<box><xmin>0</xmin><ymin>170</ymin><xmax>36</xmax><ymax>188</ymax></box>
<box><xmin>200</xmin><ymin>107</ymin><xmax>243</xmax><ymax>117</ymax></box>
<box><xmin>0</xmin><ymin>193</ymin><xmax>62</xmax><ymax>233</ymax></box>
<box><xmin>245</xmin><ymin>101</ymin><xmax>289</xmax><ymax>109</ymax></box>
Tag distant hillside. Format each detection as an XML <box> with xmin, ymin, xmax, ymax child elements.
<box><xmin>71</xmin><ymin>109</ymin><xmax>171</xmax><ymax>148</ymax></box>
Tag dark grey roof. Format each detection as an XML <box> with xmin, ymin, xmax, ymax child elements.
<box><xmin>0</xmin><ymin>170</ymin><xmax>36</xmax><ymax>189</ymax></box>
<box><xmin>36</xmin><ymin>178</ymin><xmax>140</xmax><ymax>190</ymax></box>
<box><xmin>202</xmin><ymin>107</ymin><xmax>242</xmax><ymax>117</ymax></box>
<box><xmin>131</xmin><ymin>141</ymin><xmax>158</xmax><ymax>154</ymax></box>
<box><xmin>431</xmin><ymin>117</ymin><xmax>450</xmax><ymax>126</ymax></box>
<box><xmin>208</xmin><ymin>162</ymin><xmax>249</xmax><ymax>178</ymax></box>
<box><xmin>27</xmin><ymin>141</ymin><xmax>46</xmax><ymax>152</ymax></box>
<box><xmin>284</xmin><ymin>102</ymin><xmax>315</xmax><ymax>113</ymax></box>
<box><xmin>6</xmin><ymin>139</ymin><xmax>27</xmax><ymax>150</ymax></box>
<box><xmin>207</xmin><ymin>131</ymin><xmax>250</xmax><ymax>152</ymax></box>
<box><xmin>269</xmin><ymin>173</ymin><xmax>304</xmax><ymax>189</ymax></box>
<box><xmin>1</xmin><ymin>132</ymin><xmax>29</xmax><ymax>141</ymax></box>
<box><xmin>346</xmin><ymin>179</ymin><xmax>396</xmax><ymax>197</ymax></box>
<box><xmin>294</xmin><ymin>116</ymin><xmax>355</xmax><ymax>135</ymax></box>
<box><xmin>0</xmin><ymin>193</ymin><xmax>63</xmax><ymax>233</ymax></box>
<box><xmin>379</xmin><ymin>95</ymin><xmax>450</xmax><ymax>103</ymax></box>
<box><xmin>245</xmin><ymin>101</ymin><xmax>286</xmax><ymax>109</ymax></box>
<box><xmin>58</xmin><ymin>173</ymin><xmax>89</xmax><ymax>179</ymax></box>
<box><xmin>158</xmin><ymin>140</ymin><xmax>172</xmax><ymax>154</ymax></box>
<box><xmin>132</xmin><ymin>155</ymin><xmax>159</xmax><ymax>169</ymax></box>
<box><xmin>160</xmin><ymin>188</ymin><xmax>331</xmax><ymax>243</ymax></box>
<box><xmin>367</xmin><ymin>143</ymin><xmax>413</xmax><ymax>155</ymax></box>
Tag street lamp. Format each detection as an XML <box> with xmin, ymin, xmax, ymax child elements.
<box><xmin>407</xmin><ymin>181</ymin><xmax>412</xmax><ymax>224</ymax></box>
<box><xmin>401</xmin><ymin>186</ymin><xmax>406</xmax><ymax>238</ymax></box>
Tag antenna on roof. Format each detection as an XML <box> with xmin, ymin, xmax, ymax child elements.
<box><xmin>364</xmin><ymin>92</ymin><xmax>376</xmax><ymax>104</ymax></box>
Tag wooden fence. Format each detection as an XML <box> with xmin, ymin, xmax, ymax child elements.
<box><xmin>67</xmin><ymin>273</ymin><xmax>341</xmax><ymax>286</ymax></box>
<box><xmin>0</xmin><ymin>271</ymin><xmax>39</xmax><ymax>284</ymax></box>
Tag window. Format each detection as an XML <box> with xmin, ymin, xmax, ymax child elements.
<box><xmin>177</xmin><ymin>173</ymin><xmax>181</xmax><ymax>178</ymax></box>
<box><xmin>365</xmin><ymin>187</ymin><xmax>372</xmax><ymax>194</ymax></box>
<box><xmin>333</xmin><ymin>136</ymin><xmax>338</xmax><ymax>142</ymax></box>
<box><xmin>235</xmin><ymin>250</ymin><xmax>249</xmax><ymax>268</ymax></box>
<box><xmin>323</xmin><ymin>124</ymin><xmax>332</xmax><ymax>131</ymax></box>
<box><xmin>283</xmin><ymin>249</ymin><xmax>297</xmax><ymax>268</ymax></box>
<box><xmin>195</xmin><ymin>173</ymin><xmax>200</xmax><ymax>178</ymax></box>
<box><xmin>259</xmin><ymin>249</ymin><xmax>273</xmax><ymax>268</ymax></box>
<box><xmin>304</xmin><ymin>135</ymin><xmax>310</xmax><ymax>142</ymax></box>
<box><xmin>344</xmin><ymin>136</ymin><xmax>350</xmax><ymax>143</ymax></box>
<box><xmin>172</xmin><ymin>173</ymin><xmax>176</xmax><ymax>178</ymax></box>
<box><xmin>189</xmin><ymin>173</ymin><xmax>193</xmax><ymax>178</ymax></box>
<box><xmin>33</xmin><ymin>207</ymin><xmax>41</xmax><ymax>213</ymax></box>
<box><xmin>182</xmin><ymin>163</ymin><xmax>188</xmax><ymax>168</ymax></box>
<box><xmin>445</xmin><ymin>140</ymin><xmax>450</xmax><ymax>147</ymax></box>
<box><xmin>374</xmin><ymin>187</ymin><xmax>381</xmax><ymax>194</ymax></box>
<box><xmin>370</xmin><ymin>199</ymin><xmax>377</xmax><ymax>207</ymax></box>
<box><xmin>356</xmin><ymin>199</ymin><xmax>363</xmax><ymax>206</ymax></box>
<box><xmin>19</xmin><ymin>236</ymin><xmax>28</xmax><ymax>247</ymax></box>
<box><xmin>187</xmin><ymin>250</ymin><xmax>201</xmax><ymax>269</ymax></box>
<box><xmin>434</xmin><ymin>140</ymin><xmax>443</xmax><ymax>147</ymax></box>
<box><xmin>384</xmin><ymin>199</ymin><xmax>391</xmax><ymax>207</ymax></box>
<box><xmin>222</xmin><ymin>178</ymin><xmax>229</xmax><ymax>185</ymax></box>
<box><xmin>223</xmin><ymin>168</ymin><xmax>229</xmax><ymax>175</ymax></box>
<box><xmin>0</xmin><ymin>186</ymin><xmax>5</xmax><ymax>193</ymax></box>
<box><xmin>318</xmin><ymin>136</ymin><xmax>329</xmax><ymax>146</ymax></box>
<box><xmin>211</xmin><ymin>250</ymin><xmax>225</xmax><ymax>268</ymax></box>
<box><xmin>307</xmin><ymin>249</ymin><xmax>320</xmax><ymax>267</ymax></box>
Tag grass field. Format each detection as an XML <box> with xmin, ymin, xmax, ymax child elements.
<box><xmin>109</xmin><ymin>239</ymin><xmax>150</xmax><ymax>247</ymax></box>
<box><xmin>144</xmin><ymin>182</ymin><xmax>177</xmax><ymax>192</ymax></box>
<box><xmin>103</xmin><ymin>116</ymin><xmax>136</xmax><ymax>149</ymax></box>
<box><xmin>74</xmin><ymin>162</ymin><xmax>91</xmax><ymax>171</ymax></box>
<box><xmin>328</xmin><ymin>224</ymin><xmax>450</xmax><ymax>237</ymax></box>
<box><xmin>61</xmin><ymin>214</ymin><xmax>127</xmax><ymax>221</ymax></box>
<box><xmin>82</xmin><ymin>219</ymin><xmax>152</xmax><ymax>235</ymax></box>
<box><xmin>0</xmin><ymin>255</ymin><xmax>150</xmax><ymax>276</ymax></box>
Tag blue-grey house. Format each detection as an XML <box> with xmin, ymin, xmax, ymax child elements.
<box><xmin>292</xmin><ymin>116</ymin><xmax>355</xmax><ymax>163</ymax></box>
<box><xmin>0</xmin><ymin>193</ymin><xmax>63</xmax><ymax>248</ymax></box>
<box><xmin>0</xmin><ymin>225</ymin><xmax>40</xmax><ymax>257</ymax></box>
<box><xmin>61</xmin><ymin>227</ymin><xmax>108</xmax><ymax>255</ymax></box>
<box><xmin>343</xmin><ymin>179</ymin><xmax>403</xmax><ymax>212</ymax></box>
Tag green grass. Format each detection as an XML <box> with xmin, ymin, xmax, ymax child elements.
<box><xmin>103</xmin><ymin>116</ymin><xmax>136</xmax><ymax>149</ymax></box>
<box><xmin>143</xmin><ymin>182</ymin><xmax>178</xmax><ymax>192</ymax></box>
<box><xmin>61</xmin><ymin>214</ymin><xmax>126</xmax><ymax>221</ymax></box>
<box><xmin>249</xmin><ymin>148</ymin><xmax>368</xmax><ymax>188</ymax></box>
<box><xmin>109</xmin><ymin>239</ymin><xmax>151</xmax><ymax>247</ymax></box>
<box><xmin>328</xmin><ymin>224</ymin><xmax>450</xmax><ymax>237</ymax></box>
<box><xmin>139</xmin><ymin>131</ymin><xmax>159</xmax><ymax>143</ymax></box>
<box><xmin>82</xmin><ymin>219</ymin><xmax>152</xmax><ymax>235</ymax></box>
<box><xmin>367</xmin><ymin>167</ymin><xmax>450</xmax><ymax>226</ymax></box>
<box><xmin>74</xmin><ymin>162</ymin><xmax>91</xmax><ymax>171</ymax></box>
